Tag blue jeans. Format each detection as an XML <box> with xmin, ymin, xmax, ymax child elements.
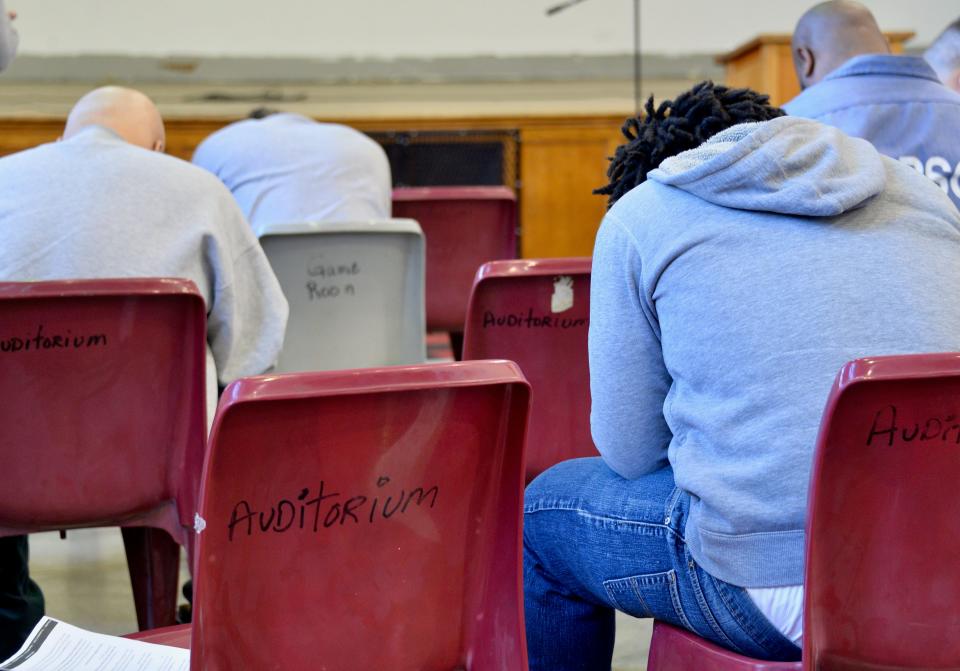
<box><xmin>523</xmin><ymin>459</ymin><xmax>801</xmax><ymax>669</ymax></box>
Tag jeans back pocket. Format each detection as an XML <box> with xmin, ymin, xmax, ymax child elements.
<box><xmin>603</xmin><ymin>569</ymin><xmax>693</xmax><ymax>631</ymax></box>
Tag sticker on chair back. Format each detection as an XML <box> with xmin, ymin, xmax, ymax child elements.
<box><xmin>551</xmin><ymin>276</ymin><xmax>574</xmax><ymax>313</ymax></box>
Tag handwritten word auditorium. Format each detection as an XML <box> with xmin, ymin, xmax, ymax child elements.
<box><xmin>1</xmin><ymin>1</ymin><xmax>960</xmax><ymax>670</ymax></box>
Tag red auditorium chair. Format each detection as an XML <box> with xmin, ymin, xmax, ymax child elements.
<box><xmin>130</xmin><ymin>360</ymin><xmax>531</xmax><ymax>670</ymax></box>
<box><xmin>647</xmin><ymin>352</ymin><xmax>960</xmax><ymax>670</ymax></box>
<box><xmin>392</xmin><ymin>186</ymin><xmax>517</xmax><ymax>357</ymax></box>
<box><xmin>0</xmin><ymin>278</ymin><xmax>207</xmax><ymax>630</ymax></box>
<box><xmin>462</xmin><ymin>258</ymin><xmax>595</xmax><ymax>482</ymax></box>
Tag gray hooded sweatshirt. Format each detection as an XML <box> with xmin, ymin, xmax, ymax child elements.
<box><xmin>590</xmin><ymin>116</ymin><xmax>960</xmax><ymax>587</ymax></box>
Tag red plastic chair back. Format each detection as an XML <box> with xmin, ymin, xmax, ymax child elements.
<box><xmin>0</xmin><ymin>279</ymin><xmax>207</xmax><ymax>545</ymax></box>
<box><xmin>804</xmin><ymin>353</ymin><xmax>960</xmax><ymax>668</ymax></box>
<box><xmin>462</xmin><ymin>258</ymin><xmax>595</xmax><ymax>481</ymax></box>
<box><xmin>392</xmin><ymin>186</ymin><xmax>517</xmax><ymax>333</ymax></box>
<box><xmin>190</xmin><ymin>361</ymin><xmax>531</xmax><ymax>671</ymax></box>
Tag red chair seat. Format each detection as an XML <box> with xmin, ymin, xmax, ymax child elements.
<box><xmin>647</xmin><ymin>622</ymin><xmax>801</xmax><ymax>671</ymax></box>
<box><xmin>125</xmin><ymin>624</ymin><xmax>191</xmax><ymax>649</ymax></box>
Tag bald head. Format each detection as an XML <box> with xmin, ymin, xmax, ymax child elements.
<box><xmin>792</xmin><ymin>1</ymin><xmax>890</xmax><ymax>89</ymax></box>
<box><xmin>63</xmin><ymin>86</ymin><xmax>166</xmax><ymax>152</ymax></box>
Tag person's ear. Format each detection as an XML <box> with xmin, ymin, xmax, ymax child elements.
<box><xmin>795</xmin><ymin>47</ymin><xmax>815</xmax><ymax>86</ymax></box>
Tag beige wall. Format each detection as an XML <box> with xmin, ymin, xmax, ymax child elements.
<box><xmin>11</xmin><ymin>0</ymin><xmax>958</xmax><ymax>59</ymax></box>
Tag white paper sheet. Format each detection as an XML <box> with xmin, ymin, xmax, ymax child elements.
<box><xmin>0</xmin><ymin>617</ymin><xmax>189</xmax><ymax>671</ymax></box>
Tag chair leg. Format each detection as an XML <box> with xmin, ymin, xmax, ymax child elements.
<box><xmin>185</xmin><ymin>530</ymin><xmax>196</xmax><ymax>578</ymax></box>
<box><xmin>450</xmin><ymin>331</ymin><xmax>465</xmax><ymax>361</ymax></box>
<box><xmin>121</xmin><ymin>527</ymin><xmax>180</xmax><ymax>631</ymax></box>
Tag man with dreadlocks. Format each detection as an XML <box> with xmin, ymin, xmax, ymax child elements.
<box><xmin>522</xmin><ymin>81</ymin><xmax>960</xmax><ymax>667</ymax></box>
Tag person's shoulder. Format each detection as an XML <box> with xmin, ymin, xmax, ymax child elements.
<box><xmin>877</xmin><ymin>154</ymin><xmax>960</xmax><ymax>222</ymax></box>
<box><xmin>194</xmin><ymin>118</ymin><xmax>251</xmax><ymax>150</ymax></box>
<box><xmin>782</xmin><ymin>79</ymin><xmax>851</xmax><ymax>118</ymax></box>
<box><xmin>919</xmin><ymin>80</ymin><xmax>960</xmax><ymax>107</ymax></box>
<box><xmin>204</xmin><ymin>117</ymin><xmax>260</xmax><ymax>139</ymax></box>
<box><xmin>603</xmin><ymin>179</ymin><xmax>703</xmax><ymax>244</ymax></box>
<box><xmin>133</xmin><ymin>148</ymin><xmax>240</xmax><ymax>201</ymax></box>
<box><xmin>0</xmin><ymin>142</ymin><xmax>50</xmax><ymax>167</ymax></box>
<box><xmin>0</xmin><ymin>136</ymin><xmax>89</xmax><ymax>179</ymax></box>
<box><xmin>138</xmin><ymin>150</ymin><xmax>255</xmax><ymax>242</ymax></box>
<box><xmin>608</xmin><ymin>179</ymin><xmax>693</xmax><ymax>222</ymax></box>
<box><xmin>304</xmin><ymin>122</ymin><xmax>387</xmax><ymax>163</ymax></box>
<box><xmin>311</xmin><ymin>120</ymin><xmax>377</xmax><ymax>142</ymax></box>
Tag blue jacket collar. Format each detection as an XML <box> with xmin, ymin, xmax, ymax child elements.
<box><xmin>824</xmin><ymin>54</ymin><xmax>941</xmax><ymax>83</ymax></box>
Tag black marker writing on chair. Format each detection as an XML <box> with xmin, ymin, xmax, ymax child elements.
<box><xmin>227</xmin><ymin>475</ymin><xmax>440</xmax><ymax>541</ymax></box>
<box><xmin>866</xmin><ymin>404</ymin><xmax>960</xmax><ymax>446</ymax></box>
<box><xmin>0</xmin><ymin>324</ymin><xmax>108</xmax><ymax>353</ymax></box>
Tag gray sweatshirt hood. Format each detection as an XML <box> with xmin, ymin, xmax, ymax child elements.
<box><xmin>647</xmin><ymin>116</ymin><xmax>886</xmax><ymax>217</ymax></box>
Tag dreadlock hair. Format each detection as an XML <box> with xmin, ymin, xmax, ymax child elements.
<box><xmin>595</xmin><ymin>81</ymin><xmax>785</xmax><ymax>208</ymax></box>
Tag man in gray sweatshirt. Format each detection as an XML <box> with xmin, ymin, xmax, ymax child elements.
<box><xmin>0</xmin><ymin>87</ymin><xmax>288</xmax><ymax>655</ymax></box>
<box><xmin>523</xmin><ymin>82</ymin><xmax>960</xmax><ymax>667</ymax></box>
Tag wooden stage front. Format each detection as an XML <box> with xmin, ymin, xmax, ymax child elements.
<box><xmin>0</xmin><ymin>79</ymin><xmax>698</xmax><ymax>259</ymax></box>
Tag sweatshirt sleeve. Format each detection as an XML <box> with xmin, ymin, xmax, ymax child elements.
<box><xmin>0</xmin><ymin>0</ymin><xmax>19</xmax><ymax>72</ymax></box>
<box><xmin>589</xmin><ymin>213</ymin><xmax>672</xmax><ymax>478</ymax></box>
<box><xmin>205</xmin><ymin>197</ymin><xmax>289</xmax><ymax>385</ymax></box>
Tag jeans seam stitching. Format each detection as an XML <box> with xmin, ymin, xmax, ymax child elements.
<box><xmin>665</xmin><ymin>570</ymin><xmax>696</xmax><ymax>632</ymax></box>
<box><xmin>523</xmin><ymin>506</ymin><xmax>670</xmax><ymax>532</ymax></box>
<box><xmin>685</xmin><ymin>559</ymin><xmax>743</xmax><ymax>653</ymax></box>
<box><xmin>665</xmin><ymin>486</ymin><xmax>683</xmax><ymax>522</ymax></box>
<box><xmin>713</xmin><ymin>577</ymin><xmax>783</xmax><ymax>653</ymax></box>
<box><xmin>575</xmin><ymin>511</ymin><xmax>670</xmax><ymax>530</ymax></box>
<box><xmin>603</xmin><ymin>578</ymin><xmax>652</xmax><ymax>617</ymax></box>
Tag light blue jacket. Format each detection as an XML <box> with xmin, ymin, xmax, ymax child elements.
<box><xmin>192</xmin><ymin>113</ymin><xmax>392</xmax><ymax>236</ymax></box>
<box><xmin>590</xmin><ymin>117</ymin><xmax>960</xmax><ymax>587</ymax></box>
<box><xmin>784</xmin><ymin>54</ymin><xmax>960</xmax><ymax>209</ymax></box>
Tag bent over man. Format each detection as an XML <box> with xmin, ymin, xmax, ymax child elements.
<box><xmin>193</xmin><ymin>110</ymin><xmax>392</xmax><ymax>235</ymax></box>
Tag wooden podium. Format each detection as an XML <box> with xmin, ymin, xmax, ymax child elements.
<box><xmin>717</xmin><ymin>32</ymin><xmax>915</xmax><ymax>107</ymax></box>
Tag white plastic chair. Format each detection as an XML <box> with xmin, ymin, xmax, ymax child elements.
<box><xmin>259</xmin><ymin>219</ymin><xmax>426</xmax><ymax>373</ymax></box>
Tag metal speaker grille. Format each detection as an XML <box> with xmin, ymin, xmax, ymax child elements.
<box><xmin>367</xmin><ymin>129</ymin><xmax>519</xmax><ymax>189</ymax></box>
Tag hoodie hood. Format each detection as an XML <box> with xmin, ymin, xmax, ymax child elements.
<box><xmin>647</xmin><ymin>116</ymin><xmax>886</xmax><ymax>217</ymax></box>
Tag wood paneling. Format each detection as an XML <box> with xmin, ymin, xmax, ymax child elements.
<box><xmin>0</xmin><ymin>119</ymin><xmax>62</xmax><ymax>156</ymax></box>
<box><xmin>0</xmin><ymin>113</ymin><xmax>627</xmax><ymax>259</ymax></box>
<box><xmin>520</xmin><ymin>123</ymin><xmax>622</xmax><ymax>258</ymax></box>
